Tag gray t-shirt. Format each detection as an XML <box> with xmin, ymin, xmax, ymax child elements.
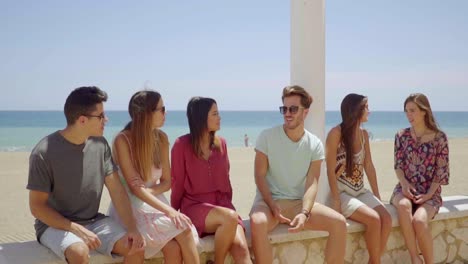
<box><xmin>27</xmin><ymin>131</ymin><xmax>117</xmax><ymax>240</ymax></box>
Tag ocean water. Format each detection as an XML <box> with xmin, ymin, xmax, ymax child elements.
<box><xmin>1</xmin><ymin>111</ymin><xmax>467</xmax><ymax>152</ymax></box>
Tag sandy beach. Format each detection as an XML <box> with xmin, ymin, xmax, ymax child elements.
<box><xmin>1</xmin><ymin>138</ymin><xmax>467</xmax><ymax>243</ymax></box>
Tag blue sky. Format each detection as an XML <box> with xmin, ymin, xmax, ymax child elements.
<box><xmin>1</xmin><ymin>1</ymin><xmax>467</xmax><ymax>111</ymax></box>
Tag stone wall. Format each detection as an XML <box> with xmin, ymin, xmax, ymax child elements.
<box><xmin>147</xmin><ymin>195</ymin><xmax>468</xmax><ymax>264</ymax></box>
<box><xmin>262</xmin><ymin>217</ymin><xmax>468</xmax><ymax>264</ymax></box>
<box><xmin>1</xmin><ymin>196</ymin><xmax>467</xmax><ymax>264</ymax></box>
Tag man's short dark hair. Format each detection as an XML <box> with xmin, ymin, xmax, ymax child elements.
<box><xmin>64</xmin><ymin>86</ymin><xmax>108</xmax><ymax>125</ymax></box>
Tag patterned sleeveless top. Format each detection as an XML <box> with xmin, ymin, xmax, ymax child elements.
<box><xmin>335</xmin><ymin>132</ymin><xmax>366</xmax><ymax>196</ymax></box>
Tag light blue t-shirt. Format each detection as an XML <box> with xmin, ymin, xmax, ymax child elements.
<box><xmin>255</xmin><ymin>125</ymin><xmax>325</xmax><ymax>200</ymax></box>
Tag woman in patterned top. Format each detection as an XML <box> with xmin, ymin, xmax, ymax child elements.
<box><xmin>326</xmin><ymin>93</ymin><xmax>391</xmax><ymax>263</ymax></box>
<box><xmin>391</xmin><ymin>93</ymin><xmax>449</xmax><ymax>264</ymax></box>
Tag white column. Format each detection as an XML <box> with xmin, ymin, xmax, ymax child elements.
<box><xmin>291</xmin><ymin>0</ymin><xmax>329</xmax><ymax>204</ymax></box>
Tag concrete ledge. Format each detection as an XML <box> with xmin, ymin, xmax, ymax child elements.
<box><xmin>0</xmin><ymin>240</ymin><xmax>132</xmax><ymax>264</ymax></box>
<box><xmin>1</xmin><ymin>195</ymin><xmax>468</xmax><ymax>264</ymax></box>
<box><xmin>264</xmin><ymin>195</ymin><xmax>468</xmax><ymax>245</ymax></box>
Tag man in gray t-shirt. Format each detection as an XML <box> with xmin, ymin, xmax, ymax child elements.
<box><xmin>27</xmin><ymin>87</ymin><xmax>145</xmax><ymax>263</ymax></box>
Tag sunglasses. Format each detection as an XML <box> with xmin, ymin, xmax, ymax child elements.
<box><xmin>84</xmin><ymin>113</ymin><xmax>106</xmax><ymax>122</ymax></box>
<box><xmin>154</xmin><ymin>106</ymin><xmax>166</xmax><ymax>113</ymax></box>
<box><xmin>279</xmin><ymin>105</ymin><xmax>304</xmax><ymax>115</ymax></box>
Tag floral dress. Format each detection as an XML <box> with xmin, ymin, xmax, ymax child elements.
<box><xmin>391</xmin><ymin>128</ymin><xmax>450</xmax><ymax>213</ymax></box>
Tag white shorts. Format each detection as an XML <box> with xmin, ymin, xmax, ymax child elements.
<box><xmin>340</xmin><ymin>190</ymin><xmax>384</xmax><ymax>218</ymax></box>
<box><xmin>39</xmin><ymin>217</ymin><xmax>126</xmax><ymax>260</ymax></box>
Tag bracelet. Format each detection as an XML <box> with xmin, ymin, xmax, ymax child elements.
<box><xmin>301</xmin><ymin>209</ymin><xmax>310</xmax><ymax>218</ymax></box>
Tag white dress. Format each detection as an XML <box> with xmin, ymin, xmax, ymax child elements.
<box><xmin>108</xmin><ymin>134</ymin><xmax>199</xmax><ymax>258</ymax></box>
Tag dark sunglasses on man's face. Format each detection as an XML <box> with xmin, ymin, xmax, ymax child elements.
<box><xmin>84</xmin><ymin>113</ymin><xmax>106</xmax><ymax>122</ymax></box>
<box><xmin>279</xmin><ymin>105</ymin><xmax>303</xmax><ymax>115</ymax></box>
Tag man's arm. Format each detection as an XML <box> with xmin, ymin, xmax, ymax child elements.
<box><xmin>254</xmin><ymin>150</ymin><xmax>273</xmax><ymax>207</ymax></box>
<box><xmin>105</xmin><ymin>172</ymin><xmax>145</xmax><ymax>252</ymax></box>
<box><xmin>289</xmin><ymin>159</ymin><xmax>322</xmax><ymax>232</ymax></box>
<box><xmin>29</xmin><ymin>190</ymin><xmax>101</xmax><ymax>249</ymax></box>
<box><xmin>105</xmin><ymin>172</ymin><xmax>139</xmax><ymax>231</ymax></box>
<box><xmin>254</xmin><ymin>150</ymin><xmax>290</xmax><ymax>223</ymax></box>
<box><xmin>302</xmin><ymin>160</ymin><xmax>321</xmax><ymax>213</ymax></box>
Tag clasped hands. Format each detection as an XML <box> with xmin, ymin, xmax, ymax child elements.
<box><xmin>401</xmin><ymin>183</ymin><xmax>430</xmax><ymax>204</ymax></box>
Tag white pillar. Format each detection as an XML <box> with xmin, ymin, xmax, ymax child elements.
<box><xmin>291</xmin><ymin>0</ymin><xmax>329</xmax><ymax>204</ymax></box>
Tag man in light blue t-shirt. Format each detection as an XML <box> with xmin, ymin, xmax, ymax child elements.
<box><xmin>249</xmin><ymin>86</ymin><xmax>347</xmax><ymax>264</ymax></box>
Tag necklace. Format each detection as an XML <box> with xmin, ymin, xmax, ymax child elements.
<box><xmin>412</xmin><ymin>127</ymin><xmax>426</xmax><ymax>145</ymax></box>
<box><xmin>416</xmin><ymin>134</ymin><xmax>423</xmax><ymax>145</ymax></box>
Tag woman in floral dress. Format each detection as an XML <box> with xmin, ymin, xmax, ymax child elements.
<box><xmin>391</xmin><ymin>93</ymin><xmax>449</xmax><ymax>264</ymax></box>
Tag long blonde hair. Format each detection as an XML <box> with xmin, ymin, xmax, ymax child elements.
<box><xmin>125</xmin><ymin>90</ymin><xmax>166</xmax><ymax>182</ymax></box>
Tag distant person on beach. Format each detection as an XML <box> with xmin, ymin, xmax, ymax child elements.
<box><xmin>244</xmin><ymin>134</ymin><xmax>249</xmax><ymax>147</ymax></box>
<box><xmin>171</xmin><ymin>97</ymin><xmax>252</xmax><ymax>264</ymax></box>
<box><xmin>391</xmin><ymin>93</ymin><xmax>450</xmax><ymax>264</ymax></box>
<box><xmin>107</xmin><ymin>90</ymin><xmax>200</xmax><ymax>262</ymax></box>
<box><xmin>249</xmin><ymin>85</ymin><xmax>347</xmax><ymax>264</ymax></box>
<box><xmin>27</xmin><ymin>87</ymin><xmax>145</xmax><ymax>263</ymax></box>
<box><xmin>326</xmin><ymin>93</ymin><xmax>391</xmax><ymax>263</ymax></box>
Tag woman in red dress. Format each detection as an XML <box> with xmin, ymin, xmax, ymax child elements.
<box><xmin>171</xmin><ymin>97</ymin><xmax>252</xmax><ymax>264</ymax></box>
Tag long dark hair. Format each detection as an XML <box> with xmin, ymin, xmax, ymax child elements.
<box><xmin>186</xmin><ymin>96</ymin><xmax>221</xmax><ymax>157</ymax></box>
<box><xmin>339</xmin><ymin>93</ymin><xmax>368</xmax><ymax>177</ymax></box>
<box><xmin>404</xmin><ymin>93</ymin><xmax>440</xmax><ymax>133</ymax></box>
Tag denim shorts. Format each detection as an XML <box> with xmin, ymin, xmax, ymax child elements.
<box><xmin>39</xmin><ymin>217</ymin><xmax>126</xmax><ymax>260</ymax></box>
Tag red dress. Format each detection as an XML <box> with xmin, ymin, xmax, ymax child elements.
<box><xmin>171</xmin><ymin>134</ymin><xmax>243</xmax><ymax>236</ymax></box>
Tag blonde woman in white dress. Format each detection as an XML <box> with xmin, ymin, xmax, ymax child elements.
<box><xmin>108</xmin><ymin>90</ymin><xmax>199</xmax><ymax>263</ymax></box>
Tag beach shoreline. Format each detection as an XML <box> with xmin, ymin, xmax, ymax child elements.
<box><xmin>1</xmin><ymin>138</ymin><xmax>467</xmax><ymax>243</ymax></box>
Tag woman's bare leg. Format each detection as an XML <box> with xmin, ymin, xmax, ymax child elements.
<box><xmin>204</xmin><ymin>207</ymin><xmax>238</xmax><ymax>264</ymax></box>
